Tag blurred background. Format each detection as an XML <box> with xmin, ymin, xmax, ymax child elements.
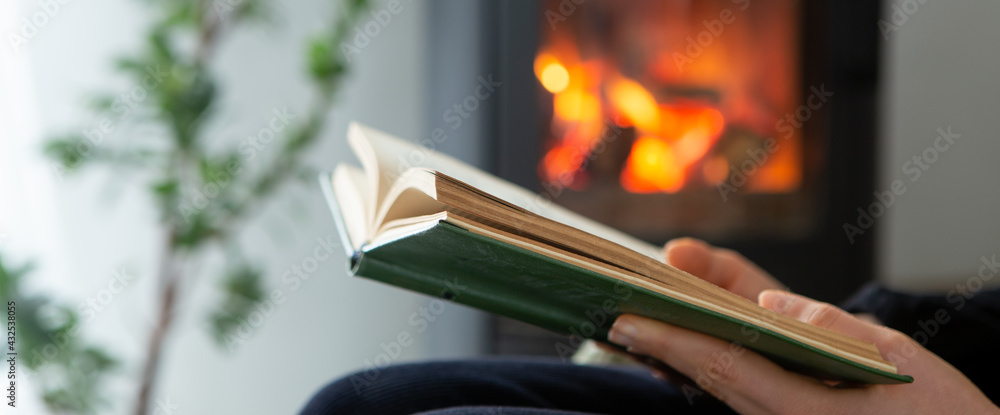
<box><xmin>1</xmin><ymin>0</ymin><xmax>998</xmax><ymax>413</ymax></box>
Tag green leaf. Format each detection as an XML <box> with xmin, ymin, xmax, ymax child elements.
<box><xmin>208</xmin><ymin>265</ymin><xmax>267</xmax><ymax>347</ymax></box>
<box><xmin>174</xmin><ymin>215</ymin><xmax>216</xmax><ymax>248</ymax></box>
<box><xmin>149</xmin><ymin>29</ymin><xmax>174</xmax><ymax>62</ymax></box>
<box><xmin>161</xmin><ymin>70</ymin><xmax>216</xmax><ymax>148</ymax></box>
<box><xmin>346</xmin><ymin>0</ymin><xmax>370</xmax><ymax>16</ymax></box>
<box><xmin>115</xmin><ymin>56</ymin><xmax>149</xmax><ymax>73</ymax></box>
<box><xmin>87</xmin><ymin>93</ymin><xmax>118</xmax><ymax>112</ymax></box>
<box><xmin>162</xmin><ymin>0</ymin><xmax>200</xmax><ymax>27</ymax></box>
<box><xmin>224</xmin><ymin>268</ymin><xmax>265</xmax><ymax>302</ymax></box>
<box><xmin>151</xmin><ymin>178</ymin><xmax>179</xmax><ymax>195</ymax></box>
<box><xmin>307</xmin><ymin>36</ymin><xmax>339</xmax><ymax>82</ymax></box>
<box><xmin>43</xmin><ymin>136</ymin><xmax>94</xmax><ymax>172</ymax></box>
<box><xmin>78</xmin><ymin>346</ymin><xmax>119</xmax><ymax>373</ymax></box>
<box><xmin>0</xmin><ymin>255</ymin><xmax>116</xmax><ymax>413</ymax></box>
<box><xmin>233</xmin><ymin>0</ymin><xmax>276</xmax><ymax>25</ymax></box>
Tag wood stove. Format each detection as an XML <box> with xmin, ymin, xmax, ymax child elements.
<box><xmin>428</xmin><ymin>0</ymin><xmax>881</xmax><ymax>356</ymax></box>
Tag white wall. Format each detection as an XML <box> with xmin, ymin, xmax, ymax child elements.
<box><xmin>7</xmin><ymin>0</ymin><xmax>486</xmax><ymax>414</ymax></box>
<box><xmin>878</xmin><ymin>0</ymin><xmax>1000</xmax><ymax>290</ymax></box>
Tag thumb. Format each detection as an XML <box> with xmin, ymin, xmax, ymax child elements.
<box><xmin>758</xmin><ymin>290</ymin><xmax>918</xmax><ymax>367</ymax></box>
<box><xmin>758</xmin><ymin>290</ymin><xmax>880</xmax><ymax>342</ymax></box>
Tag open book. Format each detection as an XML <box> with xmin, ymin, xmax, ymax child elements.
<box><xmin>322</xmin><ymin>123</ymin><xmax>912</xmax><ymax>384</ymax></box>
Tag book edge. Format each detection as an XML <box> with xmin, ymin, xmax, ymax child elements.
<box><xmin>363</xmin><ymin>221</ymin><xmax>914</xmax><ymax>384</ymax></box>
<box><xmin>318</xmin><ymin>172</ymin><xmax>360</xmax><ymax>260</ymax></box>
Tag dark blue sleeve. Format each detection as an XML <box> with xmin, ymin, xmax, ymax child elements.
<box><xmin>841</xmin><ymin>284</ymin><xmax>1000</xmax><ymax>404</ymax></box>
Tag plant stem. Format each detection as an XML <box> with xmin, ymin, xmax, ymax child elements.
<box><xmin>131</xmin><ymin>4</ymin><xmax>231</xmax><ymax>410</ymax></box>
<box><xmin>132</xmin><ymin>228</ymin><xmax>180</xmax><ymax>415</ymax></box>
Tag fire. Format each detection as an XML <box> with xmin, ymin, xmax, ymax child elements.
<box><xmin>606</xmin><ymin>76</ymin><xmax>660</xmax><ymax>133</ymax></box>
<box><xmin>542</xmin><ymin>144</ymin><xmax>584</xmax><ymax>184</ymax></box>
<box><xmin>621</xmin><ymin>136</ymin><xmax>685</xmax><ymax>193</ymax></box>
<box><xmin>534</xmin><ymin>53</ymin><xmax>574</xmax><ymax>93</ymax></box>
<box><xmin>553</xmin><ymin>89</ymin><xmax>600</xmax><ymax>123</ymax></box>
<box><xmin>619</xmin><ymin>104</ymin><xmax>725</xmax><ymax>193</ymax></box>
<box><xmin>662</xmin><ymin>105</ymin><xmax>725</xmax><ymax>166</ymax></box>
<box><xmin>540</xmin><ymin>65</ymin><xmax>570</xmax><ymax>93</ymax></box>
<box><xmin>534</xmin><ymin>24</ymin><xmax>801</xmax><ymax>195</ymax></box>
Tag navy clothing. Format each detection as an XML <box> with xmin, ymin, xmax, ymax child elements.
<box><xmin>300</xmin><ymin>359</ymin><xmax>734</xmax><ymax>415</ymax></box>
<box><xmin>302</xmin><ymin>286</ymin><xmax>1000</xmax><ymax>414</ymax></box>
<box><xmin>841</xmin><ymin>284</ymin><xmax>1000</xmax><ymax>405</ymax></box>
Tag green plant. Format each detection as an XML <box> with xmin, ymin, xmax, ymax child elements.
<box><xmin>0</xmin><ymin>256</ymin><xmax>117</xmax><ymax>413</ymax></box>
<box><xmin>40</xmin><ymin>0</ymin><xmax>370</xmax><ymax>413</ymax></box>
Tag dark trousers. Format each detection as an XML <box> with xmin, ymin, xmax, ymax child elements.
<box><xmin>300</xmin><ymin>358</ymin><xmax>735</xmax><ymax>415</ymax></box>
<box><xmin>302</xmin><ymin>284</ymin><xmax>1000</xmax><ymax>414</ymax></box>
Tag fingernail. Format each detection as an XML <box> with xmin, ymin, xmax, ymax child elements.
<box><xmin>608</xmin><ymin>320</ymin><xmax>638</xmax><ymax>348</ymax></box>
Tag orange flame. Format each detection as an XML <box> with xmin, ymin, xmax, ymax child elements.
<box><xmin>619</xmin><ymin>104</ymin><xmax>725</xmax><ymax>192</ymax></box>
<box><xmin>542</xmin><ymin>144</ymin><xmax>583</xmax><ymax>183</ymax></box>
<box><xmin>606</xmin><ymin>76</ymin><xmax>660</xmax><ymax>133</ymax></box>
<box><xmin>554</xmin><ymin>89</ymin><xmax>601</xmax><ymax>123</ymax></box>
<box><xmin>620</xmin><ymin>136</ymin><xmax>685</xmax><ymax>193</ymax></box>
<box><xmin>536</xmin><ymin>49</ymin><xmax>799</xmax><ymax>195</ymax></box>
<box><xmin>666</xmin><ymin>105</ymin><xmax>725</xmax><ymax>165</ymax></box>
<box><xmin>534</xmin><ymin>0</ymin><xmax>805</xmax><ymax>195</ymax></box>
<box><xmin>535</xmin><ymin>53</ymin><xmax>571</xmax><ymax>93</ymax></box>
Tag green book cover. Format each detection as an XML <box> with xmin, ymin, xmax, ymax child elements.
<box><xmin>320</xmin><ymin>173</ymin><xmax>913</xmax><ymax>386</ymax></box>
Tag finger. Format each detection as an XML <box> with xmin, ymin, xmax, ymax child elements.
<box><xmin>758</xmin><ymin>290</ymin><xmax>885</xmax><ymax>345</ymax></box>
<box><xmin>758</xmin><ymin>289</ymin><xmax>927</xmax><ymax>373</ymax></box>
<box><xmin>664</xmin><ymin>238</ymin><xmax>784</xmax><ymax>300</ymax></box>
<box><xmin>609</xmin><ymin>314</ymin><xmax>831</xmax><ymax>413</ymax></box>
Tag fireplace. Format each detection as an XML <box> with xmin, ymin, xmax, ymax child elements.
<box><xmin>428</xmin><ymin>0</ymin><xmax>881</xmax><ymax>355</ymax></box>
<box><xmin>532</xmin><ymin>0</ymin><xmax>816</xmax><ymax>242</ymax></box>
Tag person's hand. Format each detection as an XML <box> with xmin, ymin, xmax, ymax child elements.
<box><xmin>588</xmin><ymin>238</ymin><xmax>786</xmax><ymax>371</ymax></box>
<box><xmin>608</xmin><ymin>290</ymin><xmax>999</xmax><ymax>414</ymax></box>
<box><xmin>663</xmin><ymin>237</ymin><xmax>783</xmax><ymax>301</ymax></box>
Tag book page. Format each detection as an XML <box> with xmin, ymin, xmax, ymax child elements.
<box><xmin>347</xmin><ymin>124</ymin><xmax>382</xmax><ymax>230</ymax></box>
<box><xmin>374</xmin><ymin>167</ymin><xmax>443</xmax><ymax>235</ymax></box>
<box><xmin>349</xmin><ymin>122</ymin><xmax>663</xmax><ymax>261</ymax></box>
<box><xmin>322</xmin><ymin>165</ymin><xmax>369</xmax><ymax>255</ymax></box>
